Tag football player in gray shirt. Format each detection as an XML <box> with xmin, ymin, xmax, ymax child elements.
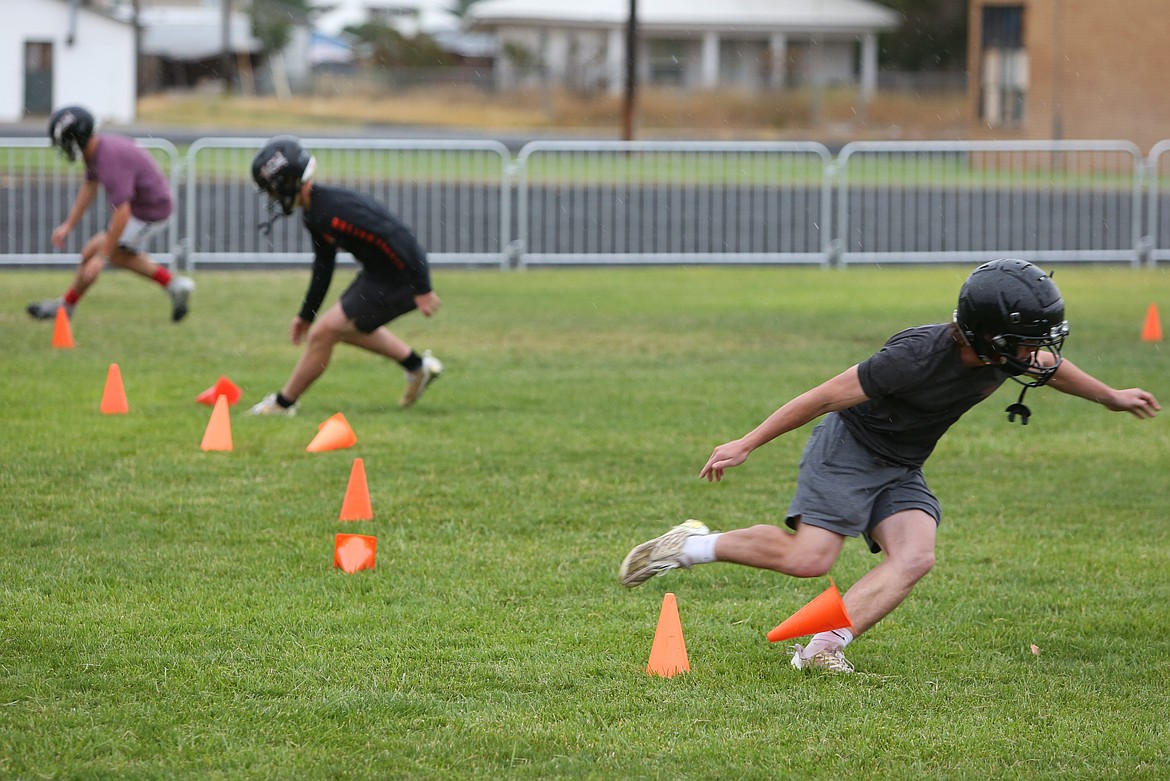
<box><xmin>620</xmin><ymin>259</ymin><xmax>1160</xmax><ymax>672</ymax></box>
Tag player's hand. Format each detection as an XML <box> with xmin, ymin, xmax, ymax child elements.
<box><xmin>51</xmin><ymin>224</ymin><xmax>70</xmax><ymax>249</ymax></box>
<box><xmin>415</xmin><ymin>291</ymin><xmax>441</xmax><ymax>317</ymax></box>
<box><xmin>699</xmin><ymin>439</ymin><xmax>752</xmax><ymax>482</ymax></box>
<box><xmin>289</xmin><ymin>316</ymin><xmax>310</xmax><ymax>346</ymax></box>
<box><xmin>1109</xmin><ymin>388</ymin><xmax>1161</xmax><ymax>419</ymax></box>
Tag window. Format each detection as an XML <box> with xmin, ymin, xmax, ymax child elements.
<box><xmin>979</xmin><ymin>5</ymin><xmax>1028</xmax><ymax>127</ymax></box>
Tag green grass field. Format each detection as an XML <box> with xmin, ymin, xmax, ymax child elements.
<box><xmin>1</xmin><ymin>266</ymin><xmax>1167</xmax><ymax>780</ymax></box>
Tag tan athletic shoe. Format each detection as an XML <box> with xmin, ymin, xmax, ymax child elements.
<box><xmin>790</xmin><ymin>643</ymin><xmax>855</xmax><ymax>674</ymax></box>
<box><xmin>618</xmin><ymin>519</ymin><xmax>710</xmax><ymax>587</ymax></box>
<box><xmin>399</xmin><ymin>350</ymin><xmax>443</xmax><ymax>407</ymax></box>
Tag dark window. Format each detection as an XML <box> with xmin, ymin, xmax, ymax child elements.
<box><xmin>979</xmin><ymin>5</ymin><xmax>1027</xmax><ymax>127</ymax></box>
<box><xmin>982</xmin><ymin>6</ymin><xmax>1024</xmax><ymax>48</ymax></box>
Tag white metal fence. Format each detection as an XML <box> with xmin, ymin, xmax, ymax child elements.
<box><xmin>0</xmin><ymin>137</ymin><xmax>180</xmax><ymax>266</ymax></box>
<box><xmin>2</xmin><ymin>136</ymin><xmax>1168</xmax><ymax>269</ymax></box>
<box><xmin>183</xmin><ymin>138</ymin><xmax>512</xmax><ymax>269</ymax></box>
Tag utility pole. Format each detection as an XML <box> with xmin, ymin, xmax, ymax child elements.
<box><xmin>621</xmin><ymin>0</ymin><xmax>638</xmax><ymax>140</ymax></box>
<box><xmin>220</xmin><ymin>0</ymin><xmax>235</xmax><ymax>93</ymax></box>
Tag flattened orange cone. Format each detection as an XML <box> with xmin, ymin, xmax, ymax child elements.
<box><xmin>647</xmin><ymin>592</ymin><xmax>690</xmax><ymax>678</ymax></box>
<box><xmin>100</xmin><ymin>363</ymin><xmax>129</xmax><ymax>414</ymax></box>
<box><xmin>52</xmin><ymin>307</ymin><xmax>75</xmax><ymax>349</ymax></box>
<box><xmin>196</xmin><ymin>375</ymin><xmax>243</xmax><ymax>406</ymax></box>
<box><xmin>339</xmin><ymin>457</ymin><xmax>373</xmax><ymax>521</ymax></box>
<box><xmin>200</xmin><ymin>394</ymin><xmax>233</xmax><ymax>451</ymax></box>
<box><xmin>767</xmin><ymin>580</ymin><xmax>853</xmax><ymax>643</ymax></box>
<box><xmin>334</xmin><ymin>533</ymin><xmax>377</xmax><ymax>573</ymax></box>
<box><xmin>306</xmin><ymin>412</ymin><xmax>357</xmax><ymax>452</ymax></box>
<box><xmin>1141</xmin><ymin>303</ymin><xmax>1163</xmax><ymax>342</ymax></box>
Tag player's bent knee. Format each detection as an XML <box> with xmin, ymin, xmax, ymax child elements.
<box><xmin>893</xmin><ymin>549</ymin><xmax>935</xmax><ymax>581</ymax></box>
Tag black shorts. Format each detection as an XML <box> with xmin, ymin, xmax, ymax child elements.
<box><xmin>785</xmin><ymin>413</ymin><xmax>941</xmax><ymax>553</ymax></box>
<box><xmin>339</xmin><ymin>272</ymin><xmax>419</xmax><ymax>333</ymax></box>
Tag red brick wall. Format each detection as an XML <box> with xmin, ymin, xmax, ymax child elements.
<box><xmin>969</xmin><ymin>0</ymin><xmax>1170</xmax><ymax>153</ymax></box>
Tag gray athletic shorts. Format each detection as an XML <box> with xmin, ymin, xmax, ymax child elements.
<box><xmin>339</xmin><ymin>272</ymin><xmax>419</xmax><ymax>334</ymax></box>
<box><xmin>785</xmin><ymin>413</ymin><xmax>941</xmax><ymax>553</ymax></box>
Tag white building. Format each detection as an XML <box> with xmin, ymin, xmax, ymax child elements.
<box><xmin>466</xmin><ymin>0</ymin><xmax>899</xmax><ymax>97</ymax></box>
<box><xmin>311</xmin><ymin>0</ymin><xmax>462</xmax><ymax>38</ymax></box>
<box><xmin>2</xmin><ymin>0</ymin><xmax>137</xmax><ymax>123</ymax></box>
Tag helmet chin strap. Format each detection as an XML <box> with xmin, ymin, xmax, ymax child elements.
<box><xmin>257</xmin><ymin>197</ymin><xmax>286</xmax><ymax>238</ymax></box>
<box><xmin>1005</xmin><ymin>385</ymin><xmax>1031</xmax><ymax>425</ymax></box>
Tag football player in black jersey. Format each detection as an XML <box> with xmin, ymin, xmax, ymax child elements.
<box><xmin>248</xmin><ymin>136</ymin><xmax>443</xmax><ymax>415</ymax></box>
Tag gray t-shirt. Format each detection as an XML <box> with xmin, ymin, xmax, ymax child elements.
<box><xmin>839</xmin><ymin>323</ymin><xmax>1011</xmax><ymax>467</ymax></box>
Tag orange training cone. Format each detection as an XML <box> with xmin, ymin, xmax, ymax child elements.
<box><xmin>52</xmin><ymin>307</ymin><xmax>75</xmax><ymax>349</ymax></box>
<box><xmin>306</xmin><ymin>412</ymin><xmax>357</xmax><ymax>453</ymax></box>
<box><xmin>647</xmin><ymin>592</ymin><xmax>690</xmax><ymax>678</ymax></box>
<box><xmin>1141</xmin><ymin>303</ymin><xmax>1163</xmax><ymax>342</ymax></box>
<box><xmin>196</xmin><ymin>375</ymin><xmax>243</xmax><ymax>406</ymax></box>
<box><xmin>334</xmin><ymin>533</ymin><xmax>377</xmax><ymax>573</ymax></box>
<box><xmin>767</xmin><ymin>580</ymin><xmax>854</xmax><ymax>643</ymax></box>
<box><xmin>200</xmin><ymin>394</ymin><xmax>233</xmax><ymax>451</ymax></box>
<box><xmin>339</xmin><ymin>457</ymin><xmax>373</xmax><ymax>521</ymax></box>
<box><xmin>100</xmin><ymin>363</ymin><xmax>129</xmax><ymax>414</ymax></box>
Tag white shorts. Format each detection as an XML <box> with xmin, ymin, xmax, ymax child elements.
<box><xmin>118</xmin><ymin>216</ymin><xmax>170</xmax><ymax>255</ymax></box>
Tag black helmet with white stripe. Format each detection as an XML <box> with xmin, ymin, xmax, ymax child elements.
<box><xmin>48</xmin><ymin>105</ymin><xmax>96</xmax><ymax>162</ymax></box>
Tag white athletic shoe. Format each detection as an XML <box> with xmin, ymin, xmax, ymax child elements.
<box><xmin>618</xmin><ymin>519</ymin><xmax>710</xmax><ymax>587</ymax></box>
<box><xmin>27</xmin><ymin>297</ymin><xmax>72</xmax><ymax>320</ymax></box>
<box><xmin>790</xmin><ymin>643</ymin><xmax>855</xmax><ymax>674</ymax></box>
<box><xmin>167</xmin><ymin>276</ymin><xmax>195</xmax><ymax>322</ymax></box>
<box><xmin>249</xmin><ymin>393</ymin><xmax>297</xmax><ymax>417</ymax></box>
<box><xmin>399</xmin><ymin>350</ymin><xmax>443</xmax><ymax>407</ymax></box>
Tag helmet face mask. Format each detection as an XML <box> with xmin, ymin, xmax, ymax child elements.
<box><xmin>955</xmin><ymin>258</ymin><xmax>1069</xmax><ymax>387</ymax></box>
<box><xmin>48</xmin><ymin>106</ymin><xmax>96</xmax><ymax>162</ymax></box>
<box><xmin>251</xmin><ymin>136</ymin><xmax>316</xmax><ymax>217</ymax></box>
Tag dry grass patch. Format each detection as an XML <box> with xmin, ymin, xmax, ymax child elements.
<box><xmin>138</xmin><ymin>85</ymin><xmax>969</xmax><ymax>140</ymax></box>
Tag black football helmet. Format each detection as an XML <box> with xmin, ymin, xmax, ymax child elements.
<box><xmin>251</xmin><ymin>135</ymin><xmax>316</xmax><ymax>216</ymax></box>
<box><xmin>48</xmin><ymin>105</ymin><xmax>96</xmax><ymax>162</ymax></box>
<box><xmin>954</xmin><ymin>258</ymin><xmax>1069</xmax><ymax>387</ymax></box>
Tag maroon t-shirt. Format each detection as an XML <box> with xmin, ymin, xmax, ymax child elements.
<box><xmin>86</xmin><ymin>134</ymin><xmax>173</xmax><ymax>222</ymax></box>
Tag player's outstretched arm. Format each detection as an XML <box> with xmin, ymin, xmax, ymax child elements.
<box><xmin>1047</xmin><ymin>359</ymin><xmax>1161</xmax><ymax>419</ymax></box>
<box><xmin>699</xmin><ymin>365</ymin><xmax>869</xmax><ymax>482</ymax></box>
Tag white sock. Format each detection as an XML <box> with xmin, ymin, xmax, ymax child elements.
<box><xmin>681</xmin><ymin>533</ymin><xmax>720</xmax><ymax>566</ymax></box>
<box><xmin>802</xmin><ymin>628</ymin><xmax>854</xmax><ymax>658</ymax></box>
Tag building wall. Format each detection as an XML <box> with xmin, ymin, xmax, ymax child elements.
<box><xmin>969</xmin><ymin>0</ymin><xmax>1170</xmax><ymax>152</ymax></box>
<box><xmin>1</xmin><ymin>0</ymin><xmax>136</xmax><ymax>123</ymax></box>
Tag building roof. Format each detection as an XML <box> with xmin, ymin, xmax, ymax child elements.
<box><xmin>133</xmin><ymin>6</ymin><xmax>261</xmax><ymax>59</ymax></box>
<box><xmin>467</xmin><ymin>0</ymin><xmax>900</xmax><ymax>34</ymax></box>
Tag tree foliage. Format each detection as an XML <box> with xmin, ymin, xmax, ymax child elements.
<box><xmin>877</xmin><ymin>0</ymin><xmax>968</xmax><ymax>71</ymax></box>
<box><xmin>252</xmin><ymin>0</ymin><xmax>312</xmax><ymax>53</ymax></box>
<box><xmin>344</xmin><ymin>22</ymin><xmax>455</xmax><ymax>68</ymax></box>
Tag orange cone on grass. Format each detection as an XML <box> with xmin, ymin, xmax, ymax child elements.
<box><xmin>307</xmin><ymin>412</ymin><xmax>357</xmax><ymax>453</ymax></box>
<box><xmin>51</xmin><ymin>307</ymin><xmax>75</xmax><ymax>349</ymax></box>
<box><xmin>339</xmin><ymin>457</ymin><xmax>373</xmax><ymax>521</ymax></box>
<box><xmin>100</xmin><ymin>363</ymin><xmax>129</xmax><ymax>414</ymax></box>
<box><xmin>647</xmin><ymin>592</ymin><xmax>690</xmax><ymax>678</ymax></box>
<box><xmin>196</xmin><ymin>375</ymin><xmax>243</xmax><ymax>406</ymax></box>
<box><xmin>1141</xmin><ymin>303</ymin><xmax>1163</xmax><ymax>342</ymax></box>
<box><xmin>200</xmin><ymin>394</ymin><xmax>233</xmax><ymax>451</ymax></box>
<box><xmin>334</xmin><ymin>533</ymin><xmax>377</xmax><ymax>573</ymax></box>
<box><xmin>767</xmin><ymin>580</ymin><xmax>853</xmax><ymax>643</ymax></box>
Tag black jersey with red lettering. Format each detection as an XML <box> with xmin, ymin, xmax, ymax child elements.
<box><xmin>297</xmin><ymin>184</ymin><xmax>432</xmax><ymax>321</ymax></box>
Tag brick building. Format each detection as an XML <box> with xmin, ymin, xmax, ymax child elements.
<box><xmin>968</xmin><ymin>0</ymin><xmax>1170</xmax><ymax>152</ymax></box>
